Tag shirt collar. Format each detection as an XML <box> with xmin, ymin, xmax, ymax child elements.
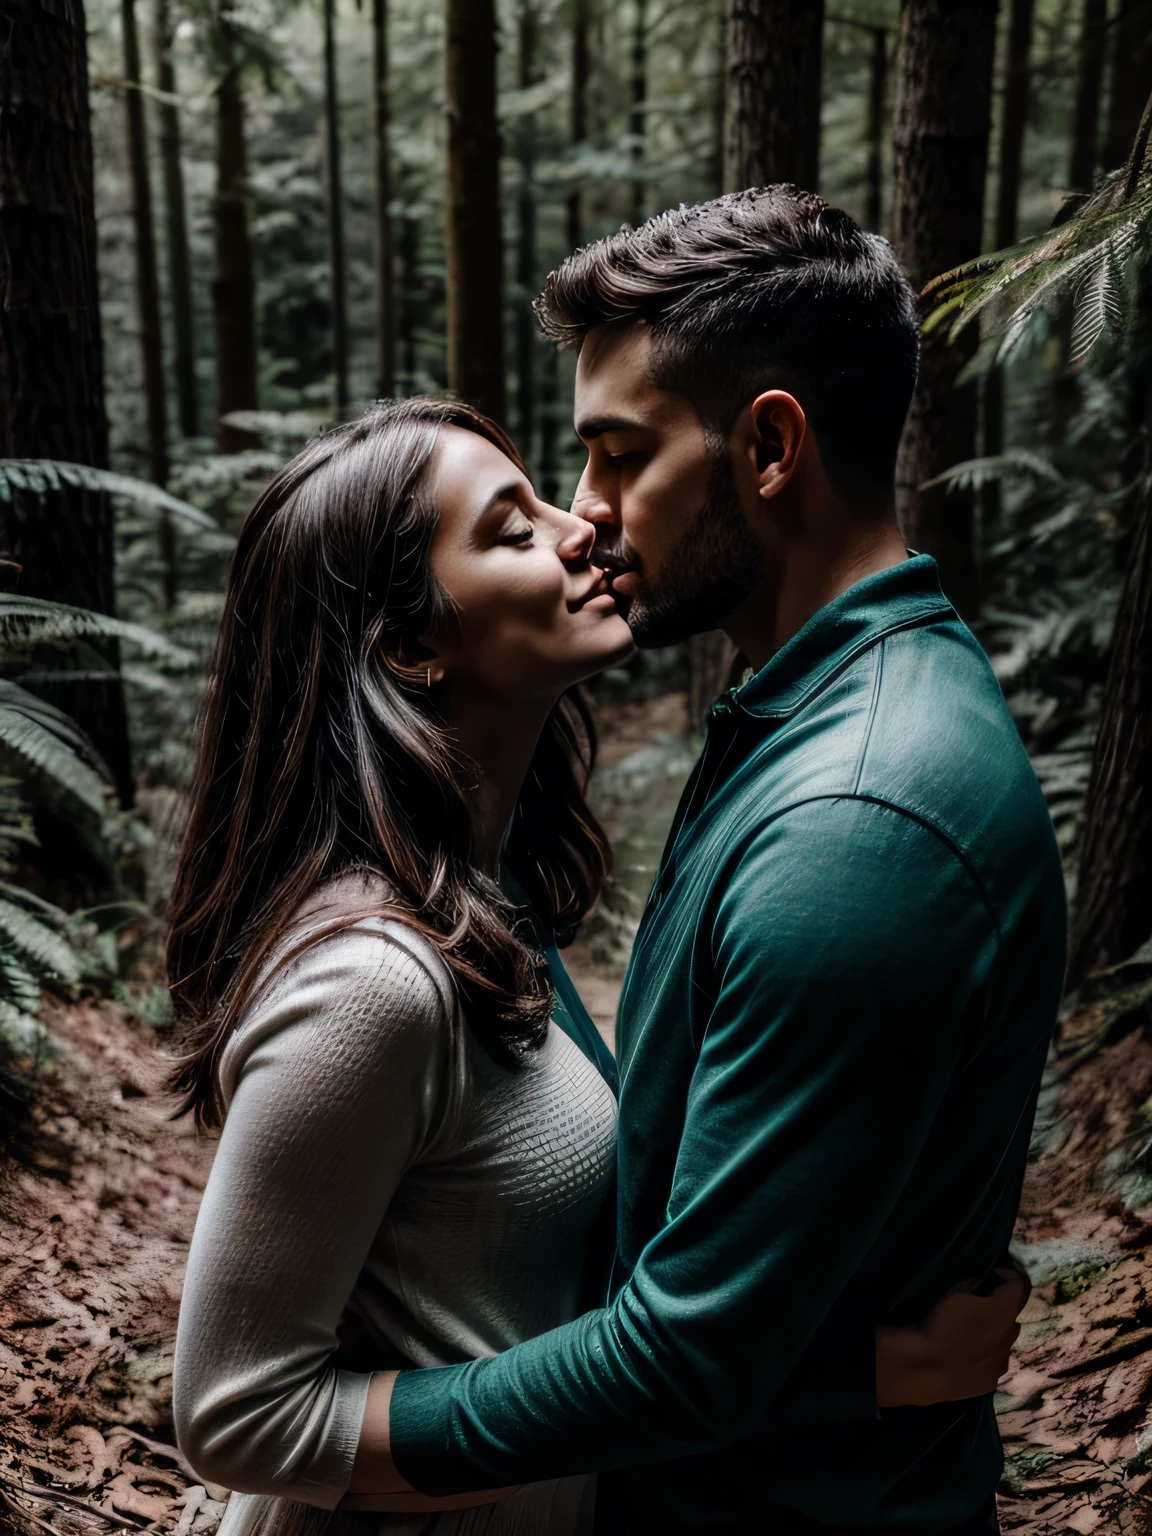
<box><xmin>728</xmin><ymin>554</ymin><xmax>955</xmax><ymax>721</ymax></box>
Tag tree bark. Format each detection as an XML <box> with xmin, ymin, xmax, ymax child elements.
<box><xmin>398</xmin><ymin>211</ymin><xmax>421</xmax><ymax>394</ymax></box>
<box><xmin>212</xmin><ymin>0</ymin><xmax>259</xmax><ymax>453</ymax></box>
<box><xmin>372</xmin><ymin>0</ymin><xmax>395</xmax><ymax>399</ymax></box>
<box><xmin>1070</xmin><ymin>461</ymin><xmax>1152</xmax><ymax>980</ymax></box>
<box><xmin>865</xmin><ymin>26</ymin><xmax>887</xmax><ymax>231</ymax></box>
<box><xmin>445</xmin><ymin>0</ymin><xmax>505</xmax><ymax>424</ymax></box>
<box><xmin>0</xmin><ymin>0</ymin><xmax>133</xmax><ymax>804</ymax></box>
<box><xmin>323</xmin><ymin>0</ymin><xmax>349</xmax><ymax>417</ymax></box>
<box><xmin>1069</xmin><ymin>0</ymin><xmax>1107</xmax><ymax>190</ymax></box>
<box><xmin>983</xmin><ymin>0</ymin><xmax>1035</xmax><ymax>529</ymax></box>
<box><xmin>515</xmin><ymin>0</ymin><xmax>539</xmax><ymax>461</ymax></box>
<box><xmin>891</xmin><ymin>0</ymin><xmax>998</xmax><ymax>619</ymax></box>
<box><xmin>724</xmin><ymin>0</ymin><xmax>824</xmax><ymax>191</ymax></box>
<box><xmin>566</xmin><ymin>0</ymin><xmax>590</xmax><ymax>251</ymax></box>
<box><xmin>629</xmin><ymin>0</ymin><xmax>647</xmax><ymax>227</ymax></box>
<box><xmin>1104</xmin><ymin>0</ymin><xmax>1152</xmax><ymax>172</ymax></box>
<box><xmin>122</xmin><ymin>0</ymin><xmax>169</xmax><ymax>490</ymax></box>
<box><xmin>153</xmin><ymin>0</ymin><xmax>198</xmax><ymax>439</ymax></box>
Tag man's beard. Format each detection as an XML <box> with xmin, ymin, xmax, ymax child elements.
<box><xmin>615</xmin><ymin>457</ymin><xmax>762</xmax><ymax>649</ymax></box>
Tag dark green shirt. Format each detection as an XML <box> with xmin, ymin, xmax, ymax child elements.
<box><xmin>390</xmin><ymin>556</ymin><xmax>1067</xmax><ymax>1532</ymax></box>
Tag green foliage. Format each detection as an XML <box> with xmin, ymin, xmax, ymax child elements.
<box><xmin>0</xmin><ymin>458</ymin><xmax>216</xmax><ymax>531</ymax></box>
<box><xmin>924</xmin><ymin>107</ymin><xmax>1152</xmax><ymax>362</ymax></box>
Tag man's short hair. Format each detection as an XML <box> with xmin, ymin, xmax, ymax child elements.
<box><xmin>536</xmin><ymin>186</ymin><xmax>920</xmax><ymax>496</ymax></box>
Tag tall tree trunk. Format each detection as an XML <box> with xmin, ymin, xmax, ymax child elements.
<box><xmin>372</xmin><ymin>0</ymin><xmax>395</xmax><ymax>398</ymax></box>
<box><xmin>1104</xmin><ymin>0</ymin><xmax>1152</xmax><ymax>172</ymax></box>
<box><xmin>153</xmin><ymin>0</ymin><xmax>198</xmax><ymax>439</ymax></box>
<box><xmin>212</xmin><ymin>0</ymin><xmax>259</xmax><ymax>453</ymax></box>
<box><xmin>865</xmin><ymin>26</ymin><xmax>887</xmax><ymax>231</ymax></box>
<box><xmin>1070</xmin><ymin>422</ymin><xmax>1152</xmax><ymax>980</ymax></box>
<box><xmin>122</xmin><ymin>0</ymin><xmax>169</xmax><ymax>489</ymax></box>
<box><xmin>892</xmin><ymin>0</ymin><xmax>998</xmax><ymax>619</ymax></box>
<box><xmin>445</xmin><ymin>0</ymin><xmax>505</xmax><ymax>423</ymax></box>
<box><xmin>724</xmin><ymin>0</ymin><xmax>824</xmax><ymax>190</ymax></box>
<box><xmin>323</xmin><ymin>0</ymin><xmax>349</xmax><ymax>417</ymax></box>
<box><xmin>516</xmin><ymin>0</ymin><xmax>539</xmax><ymax>461</ymax></box>
<box><xmin>711</xmin><ymin>0</ymin><xmax>726</xmax><ymax>194</ymax></box>
<box><xmin>399</xmin><ymin>210</ymin><xmax>421</xmax><ymax>393</ymax></box>
<box><xmin>629</xmin><ymin>0</ymin><xmax>647</xmax><ymax>226</ymax></box>
<box><xmin>566</xmin><ymin>0</ymin><xmax>590</xmax><ymax>251</ymax></box>
<box><xmin>983</xmin><ymin>0</ymin><xmax>1035</xmax><ymax>529</ymax></box>
<box><xmin>1069</xmin><ymin>0</ymin><xmax>1107</xmax><ymax>190</ymax></box>
<box><xmin>0</xmin><ymin>0</ymin><xmax>133</xmax><ymax>803</ymax></box>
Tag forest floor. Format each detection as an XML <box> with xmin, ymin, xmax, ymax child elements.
<box><xmin>1</xmin><ymin>694</ymin><xmax>1151</xmax><ymax>1536</ymax></box>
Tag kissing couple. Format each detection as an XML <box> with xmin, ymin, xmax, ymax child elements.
<box><xmin>169</xmin><ymin>186</ymin><xmax>1066</xmax><ymax>1536</ymax></box>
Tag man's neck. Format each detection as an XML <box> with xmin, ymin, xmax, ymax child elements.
<box><xmin>722</xmin><ymin>511</ymin><xmax>908</xmax><ymax>674</ymax></box>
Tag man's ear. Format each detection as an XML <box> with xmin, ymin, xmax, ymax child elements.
<box><xmin>748</xmin><ymin>391</ymin><xmax>807</xmax><ymax>502</ymax></box>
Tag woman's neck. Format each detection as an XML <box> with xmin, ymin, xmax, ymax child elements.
<box><xmin>437</xmin><ymin>684</ymin><xmax>557</xmax><ymax>874</ymax></box>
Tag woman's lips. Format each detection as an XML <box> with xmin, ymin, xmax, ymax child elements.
<box><xmin>580</xmin><ymin>592</ymin><xmax>619</xmax><ymax>612</ymax></box>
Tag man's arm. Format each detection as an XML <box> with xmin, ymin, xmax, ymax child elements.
<box><xmin>383</xmin><ymin>796</ymin><xmax>999</xmax><ymax>1494</ymax></box>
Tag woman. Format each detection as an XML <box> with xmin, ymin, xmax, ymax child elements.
<box><xmin>170</xmin><ymin>401</ymin><xmax>1024</xmax><ymax>1536</ymax></box>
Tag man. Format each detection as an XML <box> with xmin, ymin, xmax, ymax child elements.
<box><xmin>363</xmin><ymin>188</ymin><xmax>1068</xmax><ymax>1532</ymax></box>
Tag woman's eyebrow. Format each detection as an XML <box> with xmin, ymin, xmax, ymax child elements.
<box><xmin>473</xmin><ymin>479</ymin><xmax>527</xmax><ymax>527</ymax></box>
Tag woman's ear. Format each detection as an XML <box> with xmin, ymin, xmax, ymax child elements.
<box><xmin>383</xmin><ymin>647</ymin><xmax>445</xmax><ymax>689</ymax></box>
<box><xmin>748</xmin><ymin>391</ymin><xmax>807</xmax><ymax>502</ymax></box>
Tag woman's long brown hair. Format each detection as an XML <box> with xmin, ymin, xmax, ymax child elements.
<box><xmin>167</xmin><ymin>399</ymin><xmax>611</xmax><ymax>1129</ymax></box>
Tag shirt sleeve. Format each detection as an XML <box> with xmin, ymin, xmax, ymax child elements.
<box><xmin>389</xmin><ymin>796</ymin><xmax>1000</xmax><ymax>1493</ymax></box>
<box><xmin>173</xmin><ymin>922</ymin><xmax>452</xmax><ymax>1508</ymax></box>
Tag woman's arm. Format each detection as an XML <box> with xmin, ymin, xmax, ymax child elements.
<box><xmin>172</xmin><ymin>922</ymin><xmax>490</xmax><ymax>1512</ymax></box>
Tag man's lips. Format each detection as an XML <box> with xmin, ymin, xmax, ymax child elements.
<box><xmin>608</xmin><ymin>570</ymin><xmax>640</xmax><ymax>598</ymax></box>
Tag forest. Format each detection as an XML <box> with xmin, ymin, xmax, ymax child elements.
<box><xmin>2</xmin><ymin>0</ymin><xmax>1152</xmax><ymax>1531</ymax></box>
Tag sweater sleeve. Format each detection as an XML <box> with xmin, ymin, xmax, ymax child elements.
<box><xmin>173</xmin><ymin>922</ymin><xmax>452</xmax><ymax>1509</ymax></box>
<box><xmin>389</xmin><ymin>796</ymin><xmax>999</xmax><ymax>1493</ymax></box>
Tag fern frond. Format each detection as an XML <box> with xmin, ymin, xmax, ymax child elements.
<box><xmin>0</xmin><ymin>897</ymin><xmax>81</xmax><ymax>981</ymax></box>
<box><xmin>0</xmin><ymin>593</ymin><xmax>193</xmax><ymax>665</ymax></box>
<box><xmin>921</xmin><ymin>451</ymin><xmax>1066</xmax><ymax>494</ymax></box>
<box><xmin>0</xmin><ymin>682</ymin><xmax>110</xmax><ymax>823</ymax></box>
<box><xmin>0</xmin><ymin>460</ymin><xmax>216</xmax><ymax>530</ymax></box>
<box><xmin>0</xmin><ymin>996</ymin><xmax>52</xmax><ymax>1066</ymax></box>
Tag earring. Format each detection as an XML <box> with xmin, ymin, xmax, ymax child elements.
<box><xmin>426</xmin><ymin>667</ymin><xmax>432</xmax><ymax>687</ymax></box>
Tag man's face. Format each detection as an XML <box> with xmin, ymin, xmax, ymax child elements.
<box><xmin>572</xmin><ymin>322</ymin><xmax>762</xmax><ymax>647</ymax></box>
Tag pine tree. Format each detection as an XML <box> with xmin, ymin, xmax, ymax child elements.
<box><xmin>323</xmin><ymin>0</ymin><xmax>349</xmax><ymax>417</ymax></box>
<box><xmin>724</xmin><ymin>0</ymin><xmax>824</xmax><ymax>190</ymax></box>
<box><xmin>372</xmin><ymin>0</ymin><xmax>395</xmax><ymax>399</ymax></box>
<box><xmin>0</xmin><ymin>0</ymin><xmax>133</xmax><ymax>803</ymax></box>
<box><xmin>212</xmin><ymin>0</ymin><xmax>259</xmax><ymax>452</ymax></box>
<box><xmin>983</xmin><ymin>0</ymin><xmax>1035</xmax><ymax>529</ymax></box>
<box><xmin>892</xmin><ymin>0</ymin><xmax>999</xmax><ymax>617</ymax></box>
<box><xmin>445</xmin><ymin>0</ymin><xmax>506</xmax><ymax>423</ymax></box>
<box><xmin>122</xmin><ymin>0</ymin><xmax>169</xmax><ymax>491</ymax></box>
<box><xmin>153</xmin><ymin>0</ymin><xmax>199</xmax><ymax>439</ymax></box>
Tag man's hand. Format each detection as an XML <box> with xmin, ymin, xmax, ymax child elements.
<box><xmin>875</xmin><ymin>1263</ymin><xmax>1031</xmax><ymax>1407</ymax></box>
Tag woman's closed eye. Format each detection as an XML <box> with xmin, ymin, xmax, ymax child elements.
<box><xmin>496</xmin><ymin>521</ymin><xmax>534</xmax><ymax>546</ymax></box>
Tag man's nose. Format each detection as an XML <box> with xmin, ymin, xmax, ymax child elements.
<box><xmin>570</xmin><ymin>467</ymin><xmax>618</xmax><ymax>531</ymax></box>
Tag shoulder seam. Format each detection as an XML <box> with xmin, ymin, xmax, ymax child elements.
<box><xmin>851</xmin><ymin>638</ymin><xmax>884</xmax><ymax>796</ymax></box>
<box><xmin>748</xmin><ymin>792</ymin><xmax>1005</xmax><ymax>954</ymax></box>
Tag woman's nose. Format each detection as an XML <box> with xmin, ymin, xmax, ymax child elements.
<box><xmin>555</xmin><ymin>509</ymin><xmax>598</xmax><ymax>567</ymax></box>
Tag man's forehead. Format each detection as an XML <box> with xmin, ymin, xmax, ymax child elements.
<box><xmin>574</xmin><ymin>321</ymin><xmax>689</xmax><ymax>434</ymax></box>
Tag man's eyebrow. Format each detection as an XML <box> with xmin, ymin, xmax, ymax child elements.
<box><xmin>575</xmin><ymin>414</ymin><xmax>646</xmax><ymax>441</ymax></box>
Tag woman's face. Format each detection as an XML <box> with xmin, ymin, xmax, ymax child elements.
<box><xmin>422</xmin><ymin>428</ymin><xmax>636</xmax><ymax>700</ymax></box>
